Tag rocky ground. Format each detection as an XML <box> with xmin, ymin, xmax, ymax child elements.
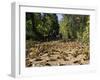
<box><xmin>26</xmin><ymin>40</ymin><xmax>89</xmax><ymax>67</ymax></box>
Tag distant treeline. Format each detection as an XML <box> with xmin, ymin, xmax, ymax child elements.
<box><xmin>26</xmin><ymin>12</ymin><xmax>89</xmax><ymax>44</ymax></box>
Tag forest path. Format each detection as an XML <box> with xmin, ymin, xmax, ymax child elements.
<box><xmin>26</xmin><ymin>40</ymin><xmax>89</xmax><ymax>67</ymax></box>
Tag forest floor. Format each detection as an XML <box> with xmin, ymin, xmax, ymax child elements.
<box><xmin>26</xmin><ymin>40</ymin><xmax>89</xmax><ymax>67</ymax></box>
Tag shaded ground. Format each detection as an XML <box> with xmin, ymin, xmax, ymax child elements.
<box><xmin>26</xmin><ymin>40</ymin><xmax>89</xmax><ymax>67</ymax></box>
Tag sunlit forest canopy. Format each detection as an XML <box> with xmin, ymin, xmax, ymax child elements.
<box><xmin>26</xmin><ymin>12</ymin><xmax>89</xmax><ymax>44</ymax></box>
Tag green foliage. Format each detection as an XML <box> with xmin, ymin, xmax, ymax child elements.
<box><xmin>26</xmin><ymin>17</ymin><xmax>33</xmax><ymax>40</ymax></box>
<box><xmin>26</xmin><ymin>12</ymin><xmax>89</xmax><ymax>44</ymax></box>
<box><xmin>42</xmin><ymin>14</ymin><xmax>59</xmax><ymax>39</ymax></box>
<box><xmin>26</xmin><ymin>13</ymin><xmax>59</xmax><ymax>41</ymax></box>
<box><xmin>59</xmin><ymin>15</ymin><xmax>77</xmax><ymax>41</ymax></box>
<box><xmin>42</xmin><ymin>14</ymin><xmax>53</xmax><ymax>37</ymax></box>
<box><xmin>82</xmin><ymin>16</ymin><xmax>90</xmax><ymax>44</ymax></box>
<box><xmin>59</xmin><ymin>14</ymin><xmax>89</xmax><ymax>44</ymax></box>
<box><xmin>59</xmin><ymin>15</ymin><xmax>69</xmax><ymax>40</ymax></box>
